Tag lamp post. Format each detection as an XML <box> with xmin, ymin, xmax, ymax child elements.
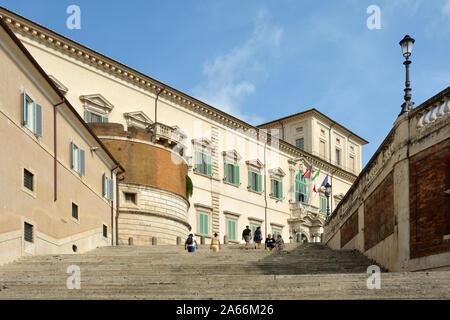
<box><xmin>325</xmin><ymin>182</ymin><xmax>332</xmax><ymax>220</ymax></box>
<box><xmin>399</xmin><ymin>35</ymin><xmax>415</xmax><ymax>116</ymax></box>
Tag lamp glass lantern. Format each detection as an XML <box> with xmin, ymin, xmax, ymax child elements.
<box><xmin>325</xmin><ymin>183</ymin><xmax>332</xmax><ymax>196</ymax></box>
<box><xmin>399</xmin><ymin>35</ymin><xmax>415</xmax><ymax>59</ymax></box>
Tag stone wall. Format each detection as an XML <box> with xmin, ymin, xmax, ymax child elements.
<box><xmin>325</xmin><ymin>87</ymin><xmax>450</xmax><ymax>271</ymax></box>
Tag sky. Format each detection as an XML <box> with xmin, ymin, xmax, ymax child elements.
<box><xmin>1</xmin><ymin>0</ymin><xmax>449</xmax><ymax>166</ymax></box>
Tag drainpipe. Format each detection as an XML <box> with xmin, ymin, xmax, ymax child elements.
<box><xmin>110</xmin><ymin>165</ymin><xmax>120</xmax><ymax>246</ymax></box>
<box><xmin>53</xmin><ymin>98</ymin><xmax>66</xmax><ymax>202</ymax></box>
<box><xmin>152</xmin><ymin>88</ymin><xmax>165</xmax><ymax>143</ymax></box>
<box><xmin>264</xmin><ymin>140</ymin><xmax>268</xmax><ymax>238</ymax></box>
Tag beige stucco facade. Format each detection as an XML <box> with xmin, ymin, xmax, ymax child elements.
<box><xmin>0</xmin><ymin>20</ymin><xmax>122</xmax><ymax>265</ymax></box>
<box><xmin>0</xmin><ymin>8</ymin><xmax>366</xmax><ymax>248</ymax></box>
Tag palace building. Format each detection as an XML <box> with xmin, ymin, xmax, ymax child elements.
<box><xmin>0</xmin><ymin>7</ymin><xmax>367</xmax><ymax>261</ymax></box>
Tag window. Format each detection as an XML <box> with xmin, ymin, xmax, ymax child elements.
<box><xmin>273</xmin><ymin>230</ymin><xmax>281</xmax><ymax>238</ymax></box>
<box><xmin>124</xmin><ymin>192</ymin><xmax>136</xmax><ymax>204</ymax></box>
<box><xmin>72</xmin><ymin>203</ymin><xmax>79</xmax><ymax>220</ymax></box>
<box><xmin>295</xmin><ymin>138</ymin><xmax>304</xmax><ymax>150</ymax></box>
<box><xmin>251</xmin><ymin>224</ymin><xmax>260</xmax><ymax>236</ymax></box>
<box><xmin>248</xmin><ymin>171</ymin><xmax>262</xmax><ymax>193</ymax></box>
<box><xmin>103</xmin><ymin>224</ymin><xmax>108</xmax><ymax>238</ymax></box>
<box><xmin>22</xmin><ymin>90</ymin><xmax>42</xmax><ymax>136</ymax></box>
<box><xmin>335</xmin><ymin>149</ymin><xmax>341</xmax><ymax>165</ymax></box>
<box><xmin>227</xmin><ymin>219</ymin><xmax>237</xmax><ymax>241</ymax></box>
<box><xmin>271</xmin><ymin>179</ymin><xmax>283</xmax><ymax>199</ymax></box>
<box><xmin>224</xmin><ymin>163</ymin><xmax>240</xmax><ymax>185</ymax></box>
<box><xmin>84</xmin><ymin>110</ymin><xmax>108</xmax><ymax>123</ymax></box>
<box><xmin>71</xmin><ymin>142</ymin><xmax>86</xmax><ymax>175</ymax></box>
<box><xmin>319</xmin><ymin>140</ymin><xmax>326</xmax><ymax>157</ymax></box>
<box><xmin>198</xmin><ymin>212</ymin><xmax>209</xmax><ymax>236</ymax></box>
<box><xmin>320</xmin><ymin>196</ymin><xmax>327</xmax><ymax>214</ymax></box>
<box><xmin>24</xmin><ymin>222</ymin><xmax>34</xmax><ymax>243</ymax></box>
<box><xmin>102</xmin><ymin>173</ymin><xmax>114</xmax><ymax>201</ymax></box>
<box><xmin>349</xmin><ymin>156</ymin><xmax>355</xmax><ymax>172</ymax></box>
<box><xmin>23</xmin><ymin>169</ymin><xmax>34</xmax><ymax>191</ymax></box>
<box><xmin>295</xmin><ymin>173</ymin><xmax>308</xmax><ymax>203</ymax></box>
<box><xmin>195</xmin><ymin>150</ymin><xmax>212</xmax><ymax>176</ymax></box>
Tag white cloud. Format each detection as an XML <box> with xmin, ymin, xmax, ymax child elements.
<box><xmin>192</xmin><ymin>9</ymin><xmax>283</xmax><ymax>125</ymax></box>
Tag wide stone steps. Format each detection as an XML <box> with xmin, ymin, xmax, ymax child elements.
<box><xmin>0</xmin><ymin>243</ymin><xmax>448</xmax><ymax>299</ymax></box>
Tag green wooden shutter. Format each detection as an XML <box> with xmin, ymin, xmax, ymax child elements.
<box><xmin>79</xmin><ymin>149</ymin><xmax>86</xmax><ymax>175</ymax></box>
<box><xmin>195</xmin><ymin>151</ymin><xmax>201</xmax><ymax>173</ymax></box>
<box><xmin>34</xmin><ymin>104</ymin><xmax>42</xmax><ymax>136</ymax></box>
<box><xmin>206</xmin><ymin>154</ymin><xmax>212</xmax><ymax>176</ymax></box>
<box><xmin>248</xmin><ymin>171</ymin><xmax>252</xmax><ymax>189</ymax></box>
<box><xmin>102</xmin><ymin>116</ymin><xmax>108</xmax><ymax>123</ymax></box>
<box><xmin>22</xmin><ymin>90</ymin><xmax>28</xmax><ymax>126</ymax></box>
<box><xmin>84</xmin><ymin>110</ymin><xmax>91</xmax><ymax>122</ymax></box>
<box><xmin>235</xmin><ymin>165</ymin><xmax>240</xmax><ymax>185</ymax></box>
<box><xmin>279</xmin><ymin>181</ymin><xmax>283</xmax><ymax>199</ymax></box>
<box><xmin>257</xmin><ymin>174</ymin><xmax>262</xmax><ymax>192</ymax></box>
<box><xmin>224</xmin><ymin>162</ymin><xmax>228</xmax><ymax>182</ymax></box>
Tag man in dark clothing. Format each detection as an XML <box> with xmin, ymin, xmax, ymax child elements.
<box><xmin>242</xmin><ymin>226</ymin><xmax>252</xmax><ymax>249</ymax></box>
<box><xmin>265</xmin><ymin>234</ymin><xmax>276</xmax><ymax>251</ymax></box>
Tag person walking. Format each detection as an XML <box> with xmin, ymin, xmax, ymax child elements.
<box><xmin>242</xmin><ymin>226</ymin><xmax>252</xmax><ymax>249</ymax></box>
<box><xmin>265</xmin><ymin>234</ymin><xmax>275</xmax><ymax>251</ymax></box>
<box><xmin>185</xmin><ymin>233</ymin><xmax>198</xmax><ymax>253</ymax></box>
<box><xmin>210</xmin><ymin>233</ymin><xmax>221</xmax><ymax>252</ymax></box>
<box><xmin>253</xmin><ymin>226</ymin><xmax>262</xmax><ymax>249</ymax></box>
<box><xmin>275</xmin><ymin>234</ymin><xmax>285</xmax><ymax>253</ymax></box>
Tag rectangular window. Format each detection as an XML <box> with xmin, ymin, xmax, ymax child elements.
<box><xmin>349</xmin><ymin>156</ymin><xmax>355</xmax><ymax>172</ymax></box>
<box><xmin>72</xmin><ymin>202</ymin><xmax>79</xmax><ymax>220</ymax></box>
<box><xmin>198</xmin><ymin>212</ymin><xmax>209</xmax><ymax>236</ymax></box>
<box><xmin>271</xmin><ymin>179</ymin><xmax>283</xmax><ymax>199</ymax></box>
<box><xmin>71</xmin><ymin>142</ymin><xmax>86</xmax><ymax>175</ymax></box>
<box><xmin>24</xmin><ymin>222</ymin><xmax>33</xmax><ymax>243</ymax></box>
<box><xmin>23</xmin><ymin>169</ymin><xmax>34</xmax><ymax>191</ymax></box>
<box><xmin>102</xmin><ymin>173</ymin><xmax>114</xmax><ymax>201</ymax></box>
<box><xmin>124</xmin><ymin>192</ymin><xmax>136</xmax><ymax>204</ymax></box>
<box><xmin>251</xmin><ymin>224</ymin><xmax>260</xmax><ymax>236</ymax></box>
<box><xmin>336</xmin><ymin>149</ymin><xmax>341</xmax><ymax>165</ymax></box>
<box><xmin>273</xmin><ymin>230</ymin><xmax>281</xmax><ymax>238</ymax></box>
<box><xmin>295</xmin><ymin>138</ymin><xmax>304</xmax><ymax>150</ymax></box>
<box><xmin>248</xmin><ymin>171</ymin><xmax>262</xmax><ymax>193</ymax></box>
<box><xmin>22</xmin><ymin>90</ymin><xmax>42</xmax><ymax>136</ymax></box>
<box><xmin>84</xmin><ymin>110</ymin><xmax>108</xmax><ymax>123</ymax></box>
<box><xmin>227</xmin><ymin>219</ymin><xmax>237</xmax><ymax>241</ymax></box>
<box><xmin>103</xmin><ymin>224</ymin><xmax>108</xmax><ymax>238</ymax></box>
<box><xmin>319</xmin><ymin>140</ymin><xmax>326</xmax><ymax>157</ymax></box>
<box><xmin>320</xmin><ymin>196</ymin><xmax>327</xmax><ymax>214</ymax></box>
<box><xmin>224</xmin><ymin>163</ymin><xmax>240</xmax><ymax>185</ymax></box>
<box><xmin>195</xmin><ymin>150</ymin><xmax>212</xmax><ymax>176</ymax></box>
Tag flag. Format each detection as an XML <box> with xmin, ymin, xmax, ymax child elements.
<box><xmin>321</xmin><ymin>174</ymin><xmax>329</xmax><ymax>196</ymax></box>
<box><xmin>312</xmin><ymin>168</ymin><xmax>321</xmax><ymax>192</ymax></box>
<box><xmin>302</xmin><ymin>166</ymin><xmax>312</xmax><ymax>179</ymax></box>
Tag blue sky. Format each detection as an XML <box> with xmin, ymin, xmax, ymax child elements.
<box><xmin>1</xmin><ymin>0</ymin><xmax>449</xmax><ymax>166</ymax></box>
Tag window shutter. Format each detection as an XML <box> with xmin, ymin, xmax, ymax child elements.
<box><xmin>22</xmin><ymin>90</ymin><xmax>28</xmax><ymax>126</ymax></box>
<box><xmin>108</xmin><ymin>178</ymin><xmax>114</xmax><ymax>201</ymax></box>
<box><xmin>279</xmin><ymin>181</ymin><xmax>283</xmax><ymax>199</ymax></box>
<box><xmin>206</xmin><ymin>154</ymin><xmax>212</xmax><ymax>176</ymax></box>
<box><xmin>71</xmin><ymin>142</ymin><xmax>75</xmax><ymax>169</ymax></box>
<box><xmin>205</xmin><ymin>214</ymin><xmax>209</xmax><ymax>235</ymax></box>
<box><xmin>257</xmin><ymin>174</ymin><xmax>262</xmax><ymax>192</ymax></box>
<box><xmin>84</xmin><ymin>110</ymin><xmax>91</xmax><ymax>122</ymax></box>
<box><xmin>34</xmin><ymin>104</ymin><xmax>43</xmax><ymax>136</ymax></box>
<box><xmin>102</xmin><ymin>173</ymin><xmax>107</xmax><ymax>197</ymax></box>
<box><xmin>271</xmin><ymin>179</ymin><xmax>275</xmax><ymax>196</ymax></box>
<box><xmin>79</xmin><ymin>149</ymin><xmax>86</xmax><ymax>175</ymax></box>
<box><xmin>102</xmin><ymin>116</ymin><xmax>108</xmax><ymax>123</ymax></box>
<box><xmin>224</xmin><ymin>162</ymin><xmax>228</xmax><ymax>182</ymax></box>
<box><xmin>235</xmin><ymin>165</ymin><xmax>240</xmax><ymax>185</ymax></box>
<box><xmin>195</xmin><ymin>151</ymin><xmax>201</xmax><ymax>172</ymax></box>
<box><xmin>248</xmin><ymin>171</ymin><xmax>252</xmax><ymax>189</ymax></box>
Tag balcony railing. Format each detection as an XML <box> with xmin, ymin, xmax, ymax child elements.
<box><xmin>150</xmin><ymin>122</ymin><xmax>186</xmax><ymax>146</ymax></box>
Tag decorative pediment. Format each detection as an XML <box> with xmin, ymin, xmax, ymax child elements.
<box><xmin>268</xmin><ymin>167</ymin><xmax>286</xmax><ymax>178</ymax></box>
<box><xmin>80</xmin><ymin>94</ymin><xmax>114</xmax><ymax>113</ymax></box>
<box><xmin>222</xmin><ymin>149</ymin><xmax>242</xmax><ymax>163</ymax></box>
<box><xmin>192</xmin><ymin>137</ymin><xmax>213</xmax><ymax>150</ymax></box>
<box><xmin>48</xmin><ymin>75</ymin><xmax>68</xmax><ymax>94</ymax></box>
<box><xmin>123</xmin><ymin>111</ymin><xmax>153</xmax><ymax>129</ymax></box>
<box><xmin>245</xmin><ymin>159</ymin><xmax>263</xmax><ymax>170</ymax></box>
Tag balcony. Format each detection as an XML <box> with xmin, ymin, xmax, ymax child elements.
<box><xmin>150</xmin><ymin>122</ymin><xmax>186</xmax><ymax>146</ymax></box>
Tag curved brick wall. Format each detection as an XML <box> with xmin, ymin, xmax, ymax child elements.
<box><xmin>89</xmin><ymin>123</ymin><xmax>187</xmax><ymax>199</ymax></box>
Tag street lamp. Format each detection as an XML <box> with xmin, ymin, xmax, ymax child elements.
<box><xmin>325</xmin><ymin>182</ymin><xmax>332</xmax><ymax>220</ymax></box>
<box><xmin>399</xmin><ymin>34</ymin><xmax>415</xmax><ymax>116</ymax></box>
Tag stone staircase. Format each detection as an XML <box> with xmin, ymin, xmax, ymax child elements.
<box><xmin>0</xmin><ymin>243</ymin><xmax>448</xmax><ymax>299</ymax></box>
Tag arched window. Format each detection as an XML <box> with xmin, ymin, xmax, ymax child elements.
<box><xmin>295</xmin><ymin>173</ymin><xmax>308</xmax><ymax>203</ymax></box>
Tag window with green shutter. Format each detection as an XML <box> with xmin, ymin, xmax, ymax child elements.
<box><xmin>271</xmin><ymin>179</ymin><xmax>283</xmax><ymax>199</ymax></box>
<box><xmin>224</xmin><ymin>163</ymin><xmax>240</xmax><ymax>185</ymax></box>
<box><xmin>295</xmin><ymin>173</ymin><xmax>308</xmax><ymax>203</ymax></box>
<box><xmin>273</xmin><ymin>230</ymin><xmax>281</xmax><ymax>238</ymax></box>
<box><xmin>195</xmin><ymin>150</ymin><xmax>212</xmax><ymax>176</ymax></box>
<box><xmin>22</xmin><ymin>90</ymin><xmax>42</xmax><ymax>136</ymax></box>
<box><xmin>248</xmin><ymin>171</ymin><xmax>262</xmax><ymax>192</ymax></box>
<box><xmin>251</xmin><ymin>224</ymin><xmax>259</xmax><ymax>236</ymax></box>
<box><xmin>320</xmin><ymin>196</ymin><xmax>327</xmax><ymax>214</ymax></box>
<box><xmin>227</xmin><ymin>219</ymin><xmax>237</xmax><ymax>241</ymax></box>
<box><xmin>198</xmin><ymin>212</ymin><xmax>209</xmax><ymax>235</ymax></box>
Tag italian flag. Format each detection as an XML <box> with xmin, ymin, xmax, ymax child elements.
<box><xmin>312</xmin><ymin>168</ymin><xmax>321</xmax><ymax>193</ymax></box>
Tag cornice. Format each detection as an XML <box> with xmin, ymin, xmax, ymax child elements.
<box><xmin>0</xmin><ymin>8</ymin><xmax>358</xmax><ymax>183</ymax></box>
